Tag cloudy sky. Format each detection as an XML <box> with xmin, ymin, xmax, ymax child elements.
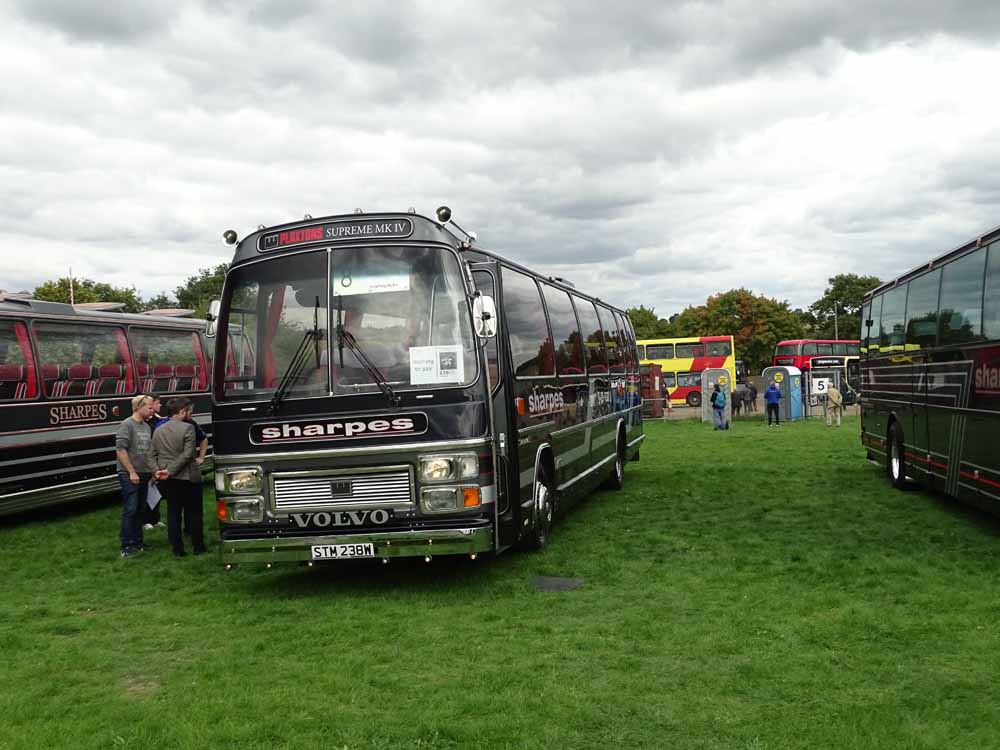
<box><xmin>2</xmin><ymin>0</ymin><xmax>999</xmax><ymax>315</ymax></box>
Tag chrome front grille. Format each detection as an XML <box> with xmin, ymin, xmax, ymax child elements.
<box><xmin>271</xmin><ymin>467</ymin><xmax>413</xmax><ymax>511</ymax></box>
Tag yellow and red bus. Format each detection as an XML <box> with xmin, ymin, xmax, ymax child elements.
<box><xmin>637</xmin><ymin>336</ymin><xmax>736</xmax><ymax>407</ymax></box>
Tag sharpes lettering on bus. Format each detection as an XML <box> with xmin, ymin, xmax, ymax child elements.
<box><xmin>210</xmin><ymin>208</ymin><xmax>644</xmax><ymax>568</ymax></box>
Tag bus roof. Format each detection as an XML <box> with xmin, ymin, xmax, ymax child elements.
<box><xmin>636</xmin><ymin>335</ymin><xmax>733</xmax><ymax>344</ymax></box>
<box><xmin>0</xmin><ymin>298</ymin><xmax>205</xmax><ymax>328</ymax></box>
<box><xmin>775</xmin><ymin>338</ymin><xmax>860</xmax><ymax>345</ymax></box>
<box><xmin>865</xmin><ymin>223</ymin><xmax>1000</xmax><ymax>300</ymax></box>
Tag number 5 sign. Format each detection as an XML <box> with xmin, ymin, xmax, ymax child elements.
<box><xmin>812</xmin><ymin>377</ymin><xmax>830</xmax><ymax>395</ymax></box>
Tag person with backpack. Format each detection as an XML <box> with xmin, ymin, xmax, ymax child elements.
<box><xmin>710</xmin><ymin>383</ymin><xmax>728</xmax><ymax>430</ymax></box>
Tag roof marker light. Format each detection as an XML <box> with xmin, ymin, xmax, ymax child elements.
<box><xmin>436</xmin><ymin>205</ymin><xmax>452</xmax><ymax>223</ymax></box>
<box><xmin>304</xmin><ymin>213</ymin><xmax>312</xmax><ymax>220</ymax></box>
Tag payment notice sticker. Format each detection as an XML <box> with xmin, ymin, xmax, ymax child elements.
<box><xmin>410</xmin><ymin>346</ymin><xmax>464</xmax><ymax>385</ymax></box>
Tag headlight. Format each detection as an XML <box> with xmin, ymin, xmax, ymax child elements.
<box><xmin>217</xmin><ymin>497</ymin><xmax>264</xmax><ymax>523</ymax></box>
<box><xmin>420</xmin><ymin>485</ymin><xmax>482</xmax><ymax>514</ymax></box>
<box><xmin>218</xmin><ymin>468</ymin><xmax>262</xmax><ymax>494</ymax></box>
<box><xmin>418</xmin><ymin>454</ymin><xmax>478</xmax><ymax>482</ymax></box>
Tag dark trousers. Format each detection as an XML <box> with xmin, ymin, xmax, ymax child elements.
<box><xmin>140</xmin><ymin>492</ymin><xmax>161</xmax><ymax>526</ymax></box>
<box><xmin>767</xmin><ymin>403</ymin><xmax>780</xmax><ymax>425</ymax></box>
<box><xmin>118</xmin><ymin>472</ymin><xmax>150</xmax><ymax>550</ymax></box>
<box><xmin>160</xmin><ymin>479</ymin><xmax>205</xmax><ymax>554</ymax></box>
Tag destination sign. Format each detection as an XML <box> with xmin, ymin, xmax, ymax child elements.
<box><xmin>258</xmin><ymin>218</ymin><xmax>414</xmax><ymax>252</ymax></box>
<box><xmin>811</xmin><ymin>357</ymin><xmax>846</xmax><ymax>368</ymax></box>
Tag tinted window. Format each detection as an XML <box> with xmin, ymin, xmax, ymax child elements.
<box><xmin>847</xmin><ymin>343</ymin><xmax>861</xmax><ymax>355</ymax></box>
<box><xmin>473</xmin><ymin>271</ymin><xmax>500</xmax><ymax>388</ymax></box>
<box><xmin>502</xmin><ymin>270</ymin><xmax>554</xmax><ymax>377</ymax></box>
<box><xmin>614</xmin><ymin>311</ymin><xmax>636</xmax><ymax>373</ymax></box>
<box><xmin>816</xmin><ymin>343</ymin><xmax>833</xmax><ymax>355</ymax></box>
<box><xmin>541</xmin><ymin>284</ymin><xmax>584</xmax><ymax>375</ymax></box>
<box><xmin>879</xmin><ymin>285</ymin><xmax>907</xmax><ymax>351</ymax></box>
<box><xmin>33</xmin><ymin>323</ymin><xmax>134</xmax><ymax>398</ymax></box>
<box><xmin>675</xmin><ymin>343</ymin><xmax>705</xmax><ymax>358</ymax></box>
<box><xmin>866</xmin><ymin>295</ymin><xmax>883</xmax><ymax>352</ymax></box>
<box><xmin>0</xmin><ymin>320</ymin><xmax>39</xmax><ymax>400</ymax></box>
<box><xmin>705</xmin><ymin>340</ymin><xmax>731</xmax><ymax>357</ymax></box>
<box><xmin>802</xmin><ymin>343</ymin><xmax>818</xmax><ymax>355</ymax></box>
<box><xmin>646</xmin><ymin>344</ymin><xmax>674</xmax><ymax>359</ymax></box>
<box><xmin>662</xmin><ymin>372</ymin><xmax>676</xmax><ymax>388</ymax></box>
<box><xmin>985</xmin><ymin>242</ymin><xmax>1000</xmax><ymax>339</ymax></box>
<box><xmin>938</xmin><ymin>248</ymin><xmax>986</xmax><ymax>346</ymax></box>
<box><xmin>131</xmin><ymin>328</ymin><xmax>208</xmax><ymax>392</ymax></box>
<box><xmin>573</xmin><ymin>298</ymin><xmax>607</xmax><ymax>373</ymax></box>
<box><xmin>597</xmin><ymin>306</ymin><xmax>625</xmax><ymax>373</ymax></box>
<box><xmin>774</xmin><ymin>344</ymin><xmax>799</xmax><ymax>356</ymax></box>
<box><xmin>904</xmin><ymin>269</ymin><xmax>941</xmax><ymax>349</ymax></box>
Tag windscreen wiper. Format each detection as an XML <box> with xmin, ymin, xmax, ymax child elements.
<box><xmin>269</xmin><ymin>297</ymin><xmax>323</xmax><ymax>415</ymax></box>
<box><xmin>336</xmin><ymin>295</ymin><xmax>400</xmax><ymax>407</ymax></box>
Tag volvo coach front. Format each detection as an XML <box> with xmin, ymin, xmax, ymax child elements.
<box><xmin>211</xmin><ymin>212</ymin><xmax>496</xmax><ymax>566</ymax></box>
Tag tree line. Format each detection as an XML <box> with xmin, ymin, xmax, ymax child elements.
<box><xmin>626</xmin><ymin>273</ymin><xmax>882</xmax><ymax>372</ymax></box>
<box><xmin>27</xmin><ymin>265</ymin><xmax>881</xmax><ymax>375</ymax></box>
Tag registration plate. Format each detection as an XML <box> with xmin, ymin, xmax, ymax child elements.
<box><xmin>311</xmin><ymin>543</ymin><xmax>376</xmax><ymax>560</ymax></box>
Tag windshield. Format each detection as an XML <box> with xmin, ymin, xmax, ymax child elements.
<box><xmin>219</xmin><ymin>246</ymin><xmax>477</xmax><ymax>400</ymax></box>
<box><xmin>774</xmin><ymin>344</ymin><xmax>799</xmax><ymax>356</ymax></box>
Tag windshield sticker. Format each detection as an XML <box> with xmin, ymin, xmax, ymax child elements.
<box><xmin>410</xmin><ymin>346</ymin><xmax>464</xmax><ymax>385</ymax></box>
<box><xmin>332</xmin><ymin>272</ymin><xmax>410</xmax><ymax>297</ymax></box>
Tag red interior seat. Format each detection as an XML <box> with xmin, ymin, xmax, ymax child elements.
<box><xmin>0</xmin><ymin>364</ymin><xmax>27</xmax><ymax>400</ymax></box>
<box><xmin>97</xmin><ymin>364</ymin><xmax>126</xmax><ymax>395</ymax></box>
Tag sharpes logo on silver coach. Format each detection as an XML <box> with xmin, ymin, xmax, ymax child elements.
<box><xmin>250</xmin><ymin>413</ymin><xmax>428</xmax><ymax>444</ymax></box>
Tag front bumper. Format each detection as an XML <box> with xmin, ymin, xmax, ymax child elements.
<box><xmin>221</xmin><ymin>525</ymin><xmax>493</xmax><ymax>565</ymax></box>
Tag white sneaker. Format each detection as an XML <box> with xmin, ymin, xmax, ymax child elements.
<box><xmin>143</xmin><ymin>523</ymin><xmax>154</xmax><ymax>531</ymax></box>
<box><xmin>155</xmin><ymin>522</ymin><xmax>166</xmax><ymax>529</ymax></box>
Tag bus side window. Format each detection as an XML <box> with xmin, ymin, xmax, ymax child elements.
<box><xmin>473</xmin><ymin>270</ymin><xmax>500</xmax><ymax>388</ymax></box>
<box><xmin>879</xmin><ymin>285</ymin><xmax>907</xmax><ymax>351</ymax></box>
<box><xmin>32</xmin><ymin>322</ymin><xmax>134</xmax><ymax>398</ymax></box>
<box><xmin>0</xmin><ymin>320</ymin><xmax>38</xmax><ymax>401</ymax></box>
<box><xmin>540</xmin><ymin>284</ymin><xmax>584</xmax><ymax>376</ymax></box>
<box><xmin>985</xmin><ymin>241</ymin><xmax>1000</xmax><ymax>339</ymax></box>
<box><xmin>938</xmin><ymin>247</ymin><xmax>986</xmax><ymax>346</ymax></box>
<box><xmin>596</xmin><ymin>306</ymin><xmax>625</xmax><ymax>374</ymax></box>
<box><xmin>867</xmin><ymin>296</ymin><xmax>882</xmax><ymax>354</ymax></box>
<box><xmin>501</xmin><ymin>269</ymin><xmax>553</xmax><ymax>378</ymax></box>
<box><xmin>572</xmin><ymin>298</ymin><xmax>607</xmax><ymax>374</ymax></box>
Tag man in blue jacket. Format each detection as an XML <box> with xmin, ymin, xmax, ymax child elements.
<box><xmin>764</xmin><ymin>380</ymin><xmax>782</xmax><ymax>427</ymax></box>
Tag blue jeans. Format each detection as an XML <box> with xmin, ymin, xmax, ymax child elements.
<box><xmin>713</xmin><ymin>406</ymin><xmax>727</xmax><ymax>430</ymax></box>
<box><xmin>118</xmin><ymin>472</ymin><xmax>150</xmax><ymax>550</ymax></box>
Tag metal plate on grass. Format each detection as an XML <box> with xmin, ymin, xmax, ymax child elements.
<box><xmin>534</xmin><ymin>576</ymin><xmax>584</xmax><ymax>592</ymax></box>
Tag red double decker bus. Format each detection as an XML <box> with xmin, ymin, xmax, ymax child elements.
<box><xmin>772</xmin><ymin>339</ymin><xmax>860</xmax><ymax>371</ymax></box>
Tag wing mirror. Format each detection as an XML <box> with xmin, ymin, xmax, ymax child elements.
<box><xmin>472</xmin><ymin>295</ymin><xmax>497</xmax><ymax>338</ymax></box>
<box><xmin>206</xmin><ymin>299</ymin><xmax>221</xmax><ymax>338</ymax></box>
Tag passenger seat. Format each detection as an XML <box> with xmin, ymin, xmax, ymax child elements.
<box><xmin>0</xmin><ymin>364</ymin><xmax>27</xmax><ymax>400</ymax></box>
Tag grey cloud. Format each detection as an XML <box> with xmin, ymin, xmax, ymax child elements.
<box><xmin>14</xmin><ymin>0</ymin><xmax>179</xmax><ymax>42</ymax></box>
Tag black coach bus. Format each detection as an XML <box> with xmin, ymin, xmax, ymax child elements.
<box><xmin>0</xmin><ymin>298</ymin><xmax>214</xmax><ymax>516</ymax></box>
<box><xmin>211</xmin><ymin>208</ymin><xmax>644</xmax><ymax>566</ymax></box>
<box><xmin>860</xmin><ymin>224</ymin><xmax>1000</xmax><ymax>513</ymax></box>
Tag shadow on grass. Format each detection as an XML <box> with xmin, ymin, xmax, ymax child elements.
<box><xmin>0</xmin><ymin>492</ymin><xmax>118</xmax><ymax>529</ymax></box>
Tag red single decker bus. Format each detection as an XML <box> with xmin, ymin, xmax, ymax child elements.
<box><xmin>773</xmin><ymin>339</ymin><xmax>861</xmax><ymax>371</ymax></box>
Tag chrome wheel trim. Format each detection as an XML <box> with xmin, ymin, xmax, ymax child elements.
<box><xmin>890</xmin><ymin>436</ymin><xmax>901</xmax><ymax>481</ymax></box>
<box><xmin>535</xmin><ymin>480</ymin><xmax>551</xmax><ymax>542</ymax></box>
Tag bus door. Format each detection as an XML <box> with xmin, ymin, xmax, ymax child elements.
<box><xmin>470</xmin><ymin>264</ymin><xmax>522</xmax><ymax>549</ymax></box>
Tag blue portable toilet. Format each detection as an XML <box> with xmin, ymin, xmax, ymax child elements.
<box><xmin>760</xmin><ymin>366</ymin><xmax>803</xmax><ymax>421</ymax></box>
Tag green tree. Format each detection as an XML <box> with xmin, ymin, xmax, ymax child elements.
<box><xmin>671</xmin><ymin>288</ymin><xmax>805</xmax><ymax>373</ymax></box>
<box><xmin>809</xmin><ymin>273</ymin><xmax>883</xmax><ymax>340</ymax></box>
<box><xmin>626</xmin><ymin>305</ymin><xmax>673</xmax><ymax>339</ymax></box>
<box><xmin>33</xmin><ymin>277</ymin><xmax>144</xmax><ymax>313</ymax></box>
<box><xmin>141</xmin><ymin>293</ymin><xmax>177</xmax><ymax>312</ymax></box>
<box><xmin>175</xmin><ymin>264</ymin><xmax>229</xmax><ymax>318</ymax></box>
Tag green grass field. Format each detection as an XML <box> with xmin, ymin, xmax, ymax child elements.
<box><xmin>2</xmin><ymin>416</ymin><xmax>999</xmax><ymax>750</ymax></box>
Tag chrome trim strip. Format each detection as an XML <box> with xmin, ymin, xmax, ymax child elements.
<box><xmin>557</xmin><ymin>453</ymin><xmax>616</xmax><ymax>492</ymax></box>
<box><xmin>0</xmin><ymin>474</ymin><xmax>120</xmax><ymax>516</ymax></box>
<box><xmin>215</xmin><ymin>436</ymin><xmax>490</xmax><ymax>464</ymax></box>
<box><xmin>627</xmin><ymin>434</ymin><xmax>646</xmax><ymax>449</ymax></box>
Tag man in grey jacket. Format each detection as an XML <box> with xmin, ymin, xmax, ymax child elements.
<box><xmin>150</xmin><ymin>397</ymin><xmax>206</xmax><ymax>557</ymax></box>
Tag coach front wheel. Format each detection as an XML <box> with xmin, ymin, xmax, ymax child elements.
<box><xmin>522</xmin><ymin>468</ymin><xmax>554</xmax><ymax>551</ymax></box>
<box><xmin>887</xmin><ymin>422</ymin><xmax>907</xmax><ymax>489</ymax></box>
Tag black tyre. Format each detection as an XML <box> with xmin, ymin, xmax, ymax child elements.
<box><xmin>522</xmin><ymin>467</ymin><xmax>554</xmax><ymax>551</ymax></box>
<box><xmin>603</xmin><ymin>433</ymin><xmax>625</xmax><ymax>491</ymax></box>
<box><xmin>887</xmin><ymin>422</ymin><xmax>907</xmax><ymax>489</ymax></box>
<box><xmin>686</xmin><ymin>391</ymin><xmax>702</xmax><ymax>408</ymax></box>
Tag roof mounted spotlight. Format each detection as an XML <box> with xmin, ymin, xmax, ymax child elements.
<box><xmin>436</xmin><ymin>205</ymin><xmax>452</xmax><ymax>224</ymax></box>
<box><xmin>257</xmin><ymin>224</ymin><xmax>265</xmax><ymax>230</ymax></box>
<box><xmin>304</xmin><ymin>213</ymin><xmax>312</xmax><ymax>220</ymax></box>
<box><xmin>222</xmin><ymin>229</ymin><xmax>238</xmax><ymax>245</ymax></box>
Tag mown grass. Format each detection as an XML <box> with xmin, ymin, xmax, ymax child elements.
<box><xmin>2</xmin><ymin>416</ymin><xmax>999</xmax><ymax>750</ymax></box>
